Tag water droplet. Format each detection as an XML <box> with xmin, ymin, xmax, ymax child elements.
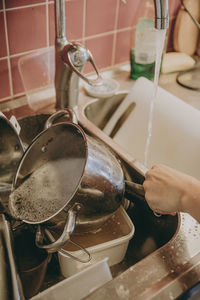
<box><xmin>15</xmin><ymin>144</ymin><xmax>20</xmax><ymax>151</ymax></box>
<box><xmin>41</xmin><ymin>146</ymin><xmax>47</xmax><ymax>153</ymax></box>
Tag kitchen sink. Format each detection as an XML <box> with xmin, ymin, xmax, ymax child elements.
<box><xmin>84</xmin><ymin>92</ymin><xmax>128</xmax><ymax>133</ymax></box>
<box><xmin>80</xmin><ymin>77</ymin><xmax>200</xmax><ymax>180</ymax></box>
<box><xmin>2</xmin><ymin>66</ymin><xmax>199</xmax><ymax>299</ymax></box>
<box><xmin>17</xmin><ymin>112</ymin><xmax>179</xmax><ymax>285</ymax></box>
<box><xmin>110</xmin><ymin>202</ymin><xmax>178</xmax><ymax>277</ymax></box>
<box><xmin>81</xmin><ymin>91</ymin><xmax>179</xmax><ymax>275</ymax></box>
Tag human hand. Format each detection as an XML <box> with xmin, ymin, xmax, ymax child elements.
<box><xmin>143</xmin><ymin>164</ymin><xmax>200</xmax><ymax>220</ymax></box>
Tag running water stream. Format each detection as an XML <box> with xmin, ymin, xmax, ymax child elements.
<box><xmin>144</xmin><ymin>29</ymin><xmax>167</xmax><ymax>166</ymax></box>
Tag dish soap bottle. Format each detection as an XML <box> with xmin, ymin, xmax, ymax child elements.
<box><xmin>130</xmin><ymin>18</ymin><xmax>157</xmax><ymax>80</ymax></box>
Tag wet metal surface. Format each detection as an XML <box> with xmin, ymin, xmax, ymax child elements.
<box><xmin>77</xmin><ymin>67</ymin><xmax>200</xmax><ymax>299</ymax></box>
<box><xmin>84</xmin><ymin>213</ymin><xmax>200</xmax><ymax>300</ymax></box>
<box><xmin>16</xmin><ymin>112</ymin><xmax>178</xmax><ymax>272</ymax></box>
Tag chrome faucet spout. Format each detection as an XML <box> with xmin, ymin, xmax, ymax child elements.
<box><xmin>54</xmin><ymin>0</ymin><xmax>169</xmax><ymax>110</ymax></box>
<box><xmin>55</xmin><ymin>0</ymin><xmax>101</xmax><ymax>110</ymax></box>
<box><xmin>55</xmin><ymin>0</ymin><xmax>82</xmax><ymax>109</ymax></box>
<box><xmin>55</xmin><ymin>0</ymin><xmax>67</xmax><ymax>45</ymax></box>
<box><xmin>153</xmin><ymin>0</ymin><xmax>169</xmax><ymax>29</ymax></box>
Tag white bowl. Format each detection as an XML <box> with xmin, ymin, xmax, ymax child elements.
<box><xmin>84</xmin><ymin>78</ymin><xmax>119</xmax><ymax>98</ymax></box>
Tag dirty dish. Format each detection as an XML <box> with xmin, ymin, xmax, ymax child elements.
<box><xmin>9</xmin><ymin>111</ymin><xmax>125</xmax><ymax>252</ymax></box>
<box><xmin>8</xmin><ymin>109</ymin><xmax>145</xmax><ymax>253</ymax></box>
<box><xmin>57</xmin><ymin>206</ymin><xmax>134</xmax><ymax>278</ymax></box>
<box><xmin>176</xmin><ymin>66</ymin><xmax>200</xmax><ymax>91</ymax></box>
<box><xmin>14</xmin><ymin>227</ymin><xmax>50</xmax><ymax>299</ymax></box>
<box><xmin>0</xmin><ymin>115</ymin><xmax>24</xmax><ymax>192</ymax></box>
<box><xmin>84</xmin><ymin>78</ymin><xmax>119</xmax><ymax>98</ymax></box>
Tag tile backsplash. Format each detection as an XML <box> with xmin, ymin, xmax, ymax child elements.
<box><xmin>0</xmin><ymin>0</ymin><xmax>180</xmax><ymax>105</ymax></box>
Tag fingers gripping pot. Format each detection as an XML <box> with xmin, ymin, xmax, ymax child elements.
<box><xmin>8</xmin><ymin>110</ymin><xmax>125</xmax><ymax>253</ymax></box>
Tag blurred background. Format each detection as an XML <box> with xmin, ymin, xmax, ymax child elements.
<box><xmin>0</xmin><ymin>0</ymin><xmax>181</xmax><ymax>105</ymax></box>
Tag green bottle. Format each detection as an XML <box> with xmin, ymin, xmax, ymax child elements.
<box><xmin>130</xmin><ymin>18</ymin><xmax>156</xmax><ymax>81</ymax></box>
<box><xmin>130</xmin><ymin>49</ymin><xmax>155</xmax><ymax>80</ymax></box>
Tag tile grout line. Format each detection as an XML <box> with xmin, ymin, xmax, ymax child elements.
<box><xmin>46</xmin><ymin>0</ymin><xmax>52</xmax><ymax>85</ymax></box>
<box><xmin>0</xmin><ymin>92</ymin><xmax>26</xmax><ymax>103</ymax></box>
<box><xmin>3</xmin><ymin>0</ymin><xmax>13</xmax><ymax>97</ymax></box>
<box><xmin>0</xmin><ymin>59</ymin><xmax>130</xmax><ymax>104</ymax></box>
<box><xmin>0</xmin><ymin>26</ymin><xmax>132</xmax><ymax>61</ymax></box>
<box><xmin>0</xmin><ymin>46</ymin><xmax>54</xmax><ymax>61</ymax></box>
<box><xmin>84</xmin><ymin>27</ymin><xmax>131</xmax><ymax>41</ymax></box>
<box><xmin>46</xmin><ymin>0</ymin><xmax>50</xmax><ymax>47</ymax></box>
<box><xmin>82</xmin><ymin>0</ymin><xmax>86</xmax><ymax>43</ymax></box>
<box><xmin>111</xmin><ymin>0</ymin><xmax>120</xmax><ymax>66</ymax></box>
<box><xmin>4</xmin><ymin>2</ymin><xmax>46</xmax><ymax>11</ymax></box>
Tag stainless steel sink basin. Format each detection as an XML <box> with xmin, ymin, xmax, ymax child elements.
<box><xmin>77</xmin><ymin>92</ymin><xmax>179</xmax><ymax>276</ymax></box>
<box><xmin>17</xmin><ymin>111</ymin><xmax>179</xmax><ymax>282</ymax></box>
<box><xmin>84</xmin><ymin>92</ymin><xmax>128</xmax><ymax>134</ymax></box>
<box><xmin>111</xmin><ymin>202</ymin><xmax>178</xmax><ymax>277</ymax></box>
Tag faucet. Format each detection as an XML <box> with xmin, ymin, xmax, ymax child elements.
<box><xmin>54</xmin><ymin>0</ymin><xmax>101</xmax><ymax>110</ymax></box>
<box><xmin>54</xmin><ymin>0</ymin><xmax>81</xmax><ymax>110</ymax></box>
<box><xmin>153</xmin><ymin>0</ymin><xmax>169</xmax><ymax>29</ymax></box>
<box><xmin>54</xmin><ymin>0</ymin><xmax>169</xmax><ymax>110</ymax></box>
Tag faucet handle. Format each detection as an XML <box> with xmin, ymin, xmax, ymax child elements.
<box><xmin>61</xmin><ymin>42</ymin><xmax>103</xmax><ymax>86</ymax></box>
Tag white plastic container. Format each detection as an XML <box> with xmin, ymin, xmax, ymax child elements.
<box><xmin>58</xmin><ymin>206</ymin><xmax>135</xmax><ymax>278</ymax></box>
<box><xmin>18</xmin><ymin>47</ymin><xmax>56</xmax><ymax>112</ymax></box>
<box><xmin>30</xmin><ymin>258</ymin><xmax>112</xmax><ymax>300</ymax></box>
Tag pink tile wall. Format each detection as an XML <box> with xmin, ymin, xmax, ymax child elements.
<box><xmin>0</xmin><ymin>0</ymin><xmax>180</xmax><ymax>104</ymax></box>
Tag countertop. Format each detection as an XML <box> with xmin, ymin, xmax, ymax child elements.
<box><xmin>159</xmin><ymin>72</ymin><xmax>200</xmax><ymax>111</ymax></box>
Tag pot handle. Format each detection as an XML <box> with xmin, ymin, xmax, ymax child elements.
<box><xmin>44</xmin><ymin>228</ymin><xmax>91</xmax><ymax>263</ymax></box>
<box><xmin>44</xmin><ymin>108</ymin><xmax>78</xmax><ymax>129</ymax></box>
<box><xmin>124</xmin><ymin>180</ymin><xmax>162</xmax><ymax>217</ymax></box>
<box><xmin>124</xmin><ymin>180</ymin><xmax>145</xmax><ymax>201</ymax></box>
<box><xmin>35</xmin><ymin>203</ymin><xmax>81</xmax><ymax>253</ymax></box>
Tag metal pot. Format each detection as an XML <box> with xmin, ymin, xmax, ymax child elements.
<box><xmin>13</xmin><ymin>227</ymin><xmax>51</xmax><ymax>299</ymax></box>
<box><xmin>8</xmin><ymin>109</ymin><xmax>147</xmax><ymax>253</ymax></box>
<box><xmin>8</xmin><ymin>111</ymin><xmax>128</xmax><ymax>252</ymax></box>
<box><xmin>0</xmin><ymin>114</ymin><xmax>24</xmax><ymax>193</ymax></box>
<box><xmin>0</xmin><ymin>115</ymin><xmax>26</xmax><ymax>299</ymax></box>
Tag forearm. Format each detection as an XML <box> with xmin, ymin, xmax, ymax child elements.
<box><xmin>180</xmin><ymin>177</ymin><xmax>200</xmax><ymax>223</ymax></box>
